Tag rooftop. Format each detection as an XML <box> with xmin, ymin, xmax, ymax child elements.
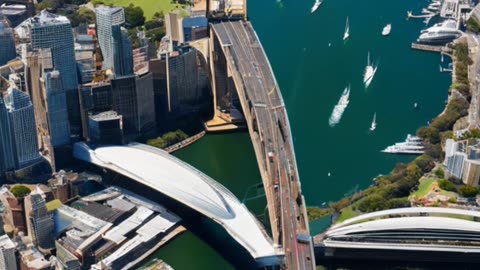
<box><xmin>32</xmin><ymin>10</ymin><xmax>70</xmax><ymax>27</ymax></box>
<box><xmin>0</xmin><ymin>235</ymin><xmax>15</xmax><ymax>249</ymax></box>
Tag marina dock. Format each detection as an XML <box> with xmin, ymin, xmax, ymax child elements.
<box><xmin>411</xmin><ymin>43</ymin><xmax>453</xmax><ymax>53</ymax></box>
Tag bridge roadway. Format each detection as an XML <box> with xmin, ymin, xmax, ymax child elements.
<box><xmin>211</xmin><ymin>20</ymin><xmax>315</xmax><ymax>269</ymax></box>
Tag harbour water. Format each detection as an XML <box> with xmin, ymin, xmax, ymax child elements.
<box><xmin>143</xmin><ymin>0</ymin><xmax>452</xmax><ymax>268</ymax></box>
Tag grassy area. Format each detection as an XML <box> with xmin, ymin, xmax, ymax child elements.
<box><xmin>334</xmin><ymin>205</ymin><xmax>360</xmax><ymax>224</ymax></box>
<box><xmin>410</xmin><ymin>178</ymin><xmax>436</xmax><ymax>199</ymax></box>
<box><xmin>93</xmin><ymin>0</ymin><xmax>183</xmax><ymax>20</ymax></box>
<box><xmin>306</xmin><ymin>207</ymin><xmax>332</xmax><ymax>222</ymax></box>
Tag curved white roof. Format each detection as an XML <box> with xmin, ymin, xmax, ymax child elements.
<box><xmin>332</xmin><ymin>207</ymin><xmax>480</xmax><ymax>230</ymax></box>
<box><xmin>73</xmin><ymin>142</ymin><xmax>277</xmax><ymax>259</ymax></box>
<box><xmin>327</xmin><ymin>216</ymin><xmax>480</xmax><ymax>237</ymax></box>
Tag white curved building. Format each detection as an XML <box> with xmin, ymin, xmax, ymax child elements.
<box><xmin>73</xmin><ymin>142</ymin><xmax>279</xmax><ymax>262</ymax></box>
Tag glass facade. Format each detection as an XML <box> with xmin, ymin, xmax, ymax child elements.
<box><xmin>0</xmin><ymin>94</ymin><xmax>15</xmax><ymax>174</ymax></box>
<box><xmin>4</xmin><ymin>89</ymin><xmax>41</xmax><ymax>168</ymax></box>
<box><xmin>96</xmin><ymin>6</ymin><xmax>133</xmax><ymax>77</ymax></box>
<box><xmin>45</xmin><ymin>71</ymin><xmax>71</xmax><ymax>146</ymax></box>
<box><xmin>31</xmin><ymin>11</ymin><xmax>80</xmax><ymax>136</ymax></box>
<box><xmin>0</xmin><ymin>19</ymin><xmax>16</xmax><ymax>66</ymax></box>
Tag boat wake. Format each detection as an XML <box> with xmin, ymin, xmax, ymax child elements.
<box><xmin>329</xmin><ymin>85</ymin><xmax>350</xmax><ymax>127</ymax></box>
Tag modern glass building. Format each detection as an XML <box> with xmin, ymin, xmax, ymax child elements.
<box><xmin>45</xmin><ymin>70</ymin><xmax>71</xmax><ymax>146</ymax></box>
<box><xmin>4</xmin><ymin>88</ymin><xmax>41</xmax><ymax>168</ymax></box>
<box><xmin>30</xmin><ymin>10</ymin><xmax>80</xmax><ymax>137</ymax></box>
<box><xmin>95</xmin><ymin>6</ymin><xmax>133</xmax><ymax>76</ymax></box>
<box><xmin>0</xmin><ymin>19</ymin><xmax>16</xmax><ymax>66</ymax></box>
<box><xmin>0</xmin><ymin>94</ymin><xmax>15</xmax><ymax>174</ymax></box>
<box><xmin>25</xmin><ymin>193</ymin><xmax>55</xmax><ymax>250</ymax></box>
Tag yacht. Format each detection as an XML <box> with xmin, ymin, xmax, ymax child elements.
<box><xmin>329</xmin><ymin>85</ymin><xmax>350</xmax><ymax>127</ymax></box>
<box><xmin>382</xmin><ymin>134</ymin><xmax>425</xmax><ymax>155</ymax></box>
<box><xmin>417</xmin><ymin>20</ymin><xmax>462</xmax><ymax>45</ymax></box>
<box><xmin>311</xmin><ymin>0</ymin><xmax>322</xmax><ymax>14</ymax></box>
<box><xmin>369</xmin><ymin>113</ymin><xmax>377</xmax><ymax>131</ymax></box>
<box><xmin>382</xmin><ymin>24</ymin><xmax>391</xmax><ymax>36</ymax></box>
<box><xmin>363</xmin><ymin>52</ymin><xmax>378</xmax><ymax>88</ymax></box>
<box><xmin>343</xmin><ymin>17</ymin><xmax>350</xmax><ymax>41</ymax></box>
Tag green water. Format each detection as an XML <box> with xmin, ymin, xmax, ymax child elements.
<box><xmin>145</xmin><ymin>0</ymin><xmax>452</xmax><ymax>268</ymax></box>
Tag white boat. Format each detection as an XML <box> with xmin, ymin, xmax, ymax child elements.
<box><xmin>414</xmin><ymin>102</ymin><xmax>419</xmax><ymax>109</ymax></box>
<box><xmin>343</xmin><ymin>17</ymin><xmax>350</xmax><ymax>41</ymax></box>
<box><xmin>329</xmin><ymin>85</ymin><xmax>350</xmax><ymax>127</ymax></box>
<box><xmin>382</xmin><ymin>134</ymin><xmax>425</xmax><ymax>155</ymax></box>
<box><xmin>441</xmin><ymin>53</ymin><xmax>444</xmax><ymax>63</ymax></box>
<box><xmin>363</xmin><ymin>52</ymin><xmax>378</xmax><ymax>88</ymax></box>
<box><xmin>369</xmin><ymin>113</ymin><xmax>377</xmax><ymax>131</ymax></box>
<box><xmin>311</xmin><ymin>0</ymin><xmax>322</xmax><ymax>14</ymax></box>
<box><xmin>382</xmin><ymin>24</ymin><xmax>391</xmax><ymax>36</ymax></box>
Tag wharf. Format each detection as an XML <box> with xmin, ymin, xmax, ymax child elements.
<box><xmin>165</xmin><ymin>131</ymin><xmax>206</xmax><ymax>153</ymax></box>
<box><xmin>411</xmin><ymin>43</ymin><xmax>453</xmax><ymax>53</ymax></box>
<box><xmin>125</xmin><ymin>225</ymin><xmax>186</xmax><ymax>270</ymax></box>
<box><xmin>142</xmin><ymin>259</ymin><xmax>174</xmax><ymax>270</ymax></box>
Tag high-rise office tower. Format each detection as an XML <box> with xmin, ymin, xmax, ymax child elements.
<box><xmin>95</xmin><ymin>6</ymin><xmax>133</xmax><ymax>76</ymax></box>
<box><xmin>4</xmin><ymin>88</ymin><xmax>42</xmax><ymax>168</ymax></box>
<box><xmin>0</xmin><ymin>93</ymin><xmax>15</xmax><ymax>174</ymax></box>
<box><xmin>0</xmin><ymin>235</ymin><xmax>17</xmax><ymax>270</ymax></box>
<box><xmin>24</xmin><ymin>193</ymin><xmax>55</xmax><ymax>250</ymax></box>
<box><xmin>0</xmin><ymin>18</ymin><xmax>16</xmax><ymax>66</ymax></box>
<box><xmin>30</xmin><ymin>10</ymin><xmax>81</xmax><ymax>137</ymax></box>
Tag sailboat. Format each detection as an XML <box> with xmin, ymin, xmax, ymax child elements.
<box><xmin>363</xmin><ymin>52</ymin><xmax>378</xmax><ymax>88</ymax></box>
<box><xmin>343</xmin><ymin>17</ymin><xmax>350</xmax><ymax>41</ymax></box>
<box><xmin>311</xmin><ymin>0</ymin><xmax>322</xmax><ymax>14</ymax></box>
<box><xmin>370</xmin><ymin>113</ymin><xmax>377</xmax><ymax>131</ymax></box>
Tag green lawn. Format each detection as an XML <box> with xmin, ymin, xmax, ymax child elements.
<box><xmin>410</xmin><ymin>178</ymin><xmax>436</xmax><ymax>199</ymax></box>
<box><xmin>335</xmin><ymin>205</ymin><xmax>361</xmax><ymax>224</ymax></box>
<box><xmin>93</xmin><ymin>0</ymin><xmax>183</xmax><ymax>20</ymax></box>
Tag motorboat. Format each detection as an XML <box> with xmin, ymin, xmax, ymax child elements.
<box><xmin>382</xmin><ymin>24</ymin><xmax>391</xmax><ymax>36</ymax></box>
<box><xmin>417</xmin><ymin>20</ymin><xmax>462</xmax><ymax>45</ymax></box>
<box><xmin>311</xmin><ymin>0</ymin><xmax>322</xmax><ymax>14</ymax></box>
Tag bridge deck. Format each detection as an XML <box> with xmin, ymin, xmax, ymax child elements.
<box><xmin>212</xmin><ymin>21</ymin><xmax>314</xmax><ymax>270</ymax></box>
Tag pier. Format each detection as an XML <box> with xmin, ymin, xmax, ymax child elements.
<box><xmin>164</xmin><ymin>131</ymin><xmax>206</xmax><ymax>153</ymax></box>
<box><xmin>411</xmin><ymin>43</ymin><xmax>453</xmax><ymax>53</ymax></box>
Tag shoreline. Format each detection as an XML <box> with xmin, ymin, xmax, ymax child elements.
<box><xmin>164</xmin><ymin>131</ymin><xmax>206</xmax><ymax>154</ymax></box>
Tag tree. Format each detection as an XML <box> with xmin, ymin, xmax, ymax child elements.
<box><xmin>386</xmin><ymin>197</ymin><xmax>410</xmax><ymax>209</ymax></box>
<box><xmin>414</xmin><ymin>154</ymin><xmax>434</xmax><ymax>173</ymax></box>
<box><xmin>10</xmin><ymin>185</ymin><xmax>31</xmax><ymax>198</ymax></box>
<box><xmin>124</xmin><ymin>4</ymin><xmax>145</xmax><ymax>28</ymax></box>
<box><xmin>425</xmin><ymin>143</ymin><xmax>443</xmax><ymax>160</ymax></box>
<box><xmin>417</xmin><ymin>126</ymin><xmax>440</xmax><ymax>144</ymax></box>
<box><xmin>467</xmin><ymin>17</ymin><xmax>480</xmax><ymax>33</ymax></box>
<box><xmin>358</xmin><ymin>194</ymin><xmax>386</xmax><ymax>212</ymax></box>
<box><xmin>153</xmin><ymin>11</ymin><xmax>165</xmax><ymax>20</ymax></box>
<box><xmin>459</xmin><ymin>185</ymin><xmax>479</xmax><ymax>197</ymax></box>
<box><xmin>434</xmin><ymin>168</ymin><xmax>445</xmax><ymax>179</ymax></box>
<box><xmin>67</xmin><ymin>7</ymin><xmax>96</xmax><ymax>27</ymax></box>
<box><xmin>438</xmin><ymin>179</ymin><xmax>456</xmax><ymax>192</ymax></box>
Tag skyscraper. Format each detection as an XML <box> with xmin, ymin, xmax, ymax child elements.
<box><xmin>0</xmin><ymin>93</ymin><xmax>15</xmax><ymax>174</ymax></box>
<box><xmin>24</xmin><ymin>193</ymin><xmax>55</xmax><ymax>250</ymax></box>
<box><xmin>30</xmin><ymin>10</ymin><xmax>81</xmax><ymax>137</ymax></box>
<box><xmin>111</xmin><ymin>72</ymin><xmax>155</xmax><ymax>140</ymax></box>
<box><xmin>5</xmin><ymin>88</ymin><xmax>42</xmax><ymax>168</ymax></box>
<box><xmin>0</xmin><ymin>235</ymin><xmax>17</xmax><ymax>270</ymax></box>
<box><xmin>95</xmin><ymin>6</ymin><xmax>133</xmax><ymax>76</ymax></box>
<box><xmin>0</xmin><ymin>18</ymin><xmax>16</xmax><ymax>66</ymax></box>
<box><xmin>44</xmin><ymin>70</ymin><xmax>71</xmax><ymax>146</ymax></box>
